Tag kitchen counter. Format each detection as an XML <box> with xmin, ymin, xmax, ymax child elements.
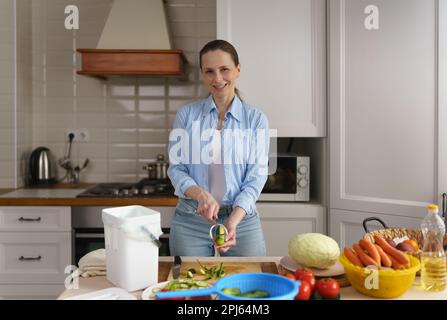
<box><xmin>57</xmin><ymin>256</ymin><xmax>447</xmax><ymax>300</ymax></box>
<box><xmin>0</xmin><ymin>184</ymin><xmax>178</xmax><ymax>206</ymax></box>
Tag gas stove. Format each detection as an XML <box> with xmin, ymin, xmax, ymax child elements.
<box><xmin>76</xmin><ymin>178</ymin><xmax>175</xmax><ymax>198</ymax></box>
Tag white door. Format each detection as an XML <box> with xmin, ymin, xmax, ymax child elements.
<box><xmin>217</xmin><ymin>0</ymin><xmax>326</xmax><ymax>137</ymax></box>
<box><xmin>438</xmin><ymin>0</ymin><xmax>447</xmax><ymax>220</ymax></box>
<box><xmin>329</xmin><ymin>0</ymin><xmax>443</xmax><ymax>222</ymax></box>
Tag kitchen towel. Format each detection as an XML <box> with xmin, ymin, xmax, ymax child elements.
<box><xmin>78</xmin><ymin>249</ymin><xmax>107</xmax><ymax>278</ymax></box>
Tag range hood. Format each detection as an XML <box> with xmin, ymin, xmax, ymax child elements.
<box><xmin>77</xmin><ymin>0</ymin><xmax>186</xmax><ymax>78</ymax></box>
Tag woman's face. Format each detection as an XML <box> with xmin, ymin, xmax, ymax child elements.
<box><xmin>201</xmin><ymin>49</ymin><xmax>240</xmax><ymax>100</ymax></box>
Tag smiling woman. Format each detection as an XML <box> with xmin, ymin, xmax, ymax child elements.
<box><xmin>200</xmin><ymin>43</ymin><xmax>241</xmax><ymax>106</ymax></box>
<box><xmin>167</xmin><ymin>40</ymin><xmax>270</xmax><ymax>257</ymax></box>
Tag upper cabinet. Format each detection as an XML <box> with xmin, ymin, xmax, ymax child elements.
<box><xmin>216</xmin><ymin>0</ymin><xmax>326</xmax><ymax>137</ymax></box>
<box><xmin>329</xmin><ymin>0</ymin><xmax>446</xmax><ymax>221</ymax></box>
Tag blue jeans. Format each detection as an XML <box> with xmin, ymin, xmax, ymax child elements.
<box><xmin>169</xmin><ymin>198</ymin><xmax>266</xmax><ymax>257</ymax></box>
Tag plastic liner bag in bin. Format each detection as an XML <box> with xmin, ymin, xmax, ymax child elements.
<box><xmin>102</xmin><ymin>205</ymin><xmax>163</xmax><ymax>292</ymax></box>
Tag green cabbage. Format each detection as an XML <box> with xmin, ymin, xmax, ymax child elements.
<box><xmin>288</xmin><ymin>233</ymin><xmax>340</xmax><ymax>269</ymax></box>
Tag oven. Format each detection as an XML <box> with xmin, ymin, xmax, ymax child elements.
<box><xmin>259</xmin><ymin>153</ymin><xmax>310</xmax><ymax>202</ymax></box>
<box><xmin>72</xmin><ymin>206</ymin><xmax>173</xmax><ymax>265</ymax></box>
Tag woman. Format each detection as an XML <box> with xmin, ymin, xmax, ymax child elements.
<box><xmin>167</xmin><ymin>39</ymin><xmax>270</xmax><ymax>256</ymax></box>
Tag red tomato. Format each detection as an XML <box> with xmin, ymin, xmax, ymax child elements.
<box><xmin>156</xmin><ymin>289</ymin><xmax>186</xmax><ymax>300</ymax></box>
<box><xmin>315</xmin><ymin>278</ymin><xmax>340</xmax><ymax>299</ymax></box>
<box><xmin>294</xmin><ymin>268</ymin><xmax>316</xmax><ymax>293</ymax></box>
<box><xmin>285</xmin><ymin>273</ymin><xmax>296</xmax><ymax>281</ymax></box>
<box><xmin>295</xmin><ymin>280</ymin><xmax>312</xmax><ymax>300</ymax></box>
<box><xmin>294</xmin><ymin>267</ymin><xmax>314</xmax><ymax>279</ymax></box>
<box><xmin>296</xmin><ymin>273</ymin><xmax>316</xmax><ymax>293</ymax></box>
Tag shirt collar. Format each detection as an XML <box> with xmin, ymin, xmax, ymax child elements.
<box><xmin>203</xmin><ymin>95</ymin><xmax>242</xmax><ymax>122</ymax></box>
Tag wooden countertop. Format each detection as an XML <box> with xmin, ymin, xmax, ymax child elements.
<box><xmin>0</xmin><ymin>184</ymin><xmax>178</xmax><ymax>206</ymax></box>
<box><xmin>57</xmin><ymin>256</ymin><xmax>447</xmax><ymax>300</ymax></box>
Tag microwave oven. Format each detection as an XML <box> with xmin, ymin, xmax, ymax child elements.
<box><xmin>259</xmin><ymin>154</ymin><xmax>310</xmax><ymax>202</ymax></box>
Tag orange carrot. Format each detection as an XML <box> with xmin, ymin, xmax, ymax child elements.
<box><xmin>374</xmin><ymin>235</ymin><xmax>410</xmax><ymax>267</ymax></box>
<box><xmin>353</xmin><ymin>244</ymin><xmax>380</xmax><ymax>267</ymax></box>
<box><xmin>374</xmin><ymin>244</ymin><xmax>392</xmax><ymax>268</ymax></box>
<box><xmin>388</xmin><ymin>254</ymin><xmax>405</xmax><ymax>270</ymax></box>
<box><xmin>359</xmin><ymin>239</ymin><xmax>381</xmax><ymax>266</ymax></box>
<box><xmin>344</xmin><ymin>247</ymin><xmax>364</xmax><ymax>267</ymax></box>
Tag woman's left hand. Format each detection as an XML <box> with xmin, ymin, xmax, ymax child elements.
<box><xmin>215</xmin><ymin>207</ymin><xmax>246</xmax><ymax>254</ymax></box>
<box><xmin>215</xmin><ymin>224</ymin><xmax>237</xmax><ymax>254</ymax></box>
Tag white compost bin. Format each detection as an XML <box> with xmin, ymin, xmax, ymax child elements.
<box><xmin>102</xmin><ymin>205</ymin><xmax>162</xmax><ymax>292</ymax></box>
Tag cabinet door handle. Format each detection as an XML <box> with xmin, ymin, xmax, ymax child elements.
<box><xmin>75</xmin><ymin>233</ymin><xmax>104</xmax><ymax>239</ymax></box>
<box><xmin>442</xmin><ymin>193</ymin><xmax>447</xmax><ymax>218</ymax></box>
<box><xmin>18</xmin><ymin>217</ymin><xmax>41</xmax><ymax>222</ymax></box>
<box><xmin>19</xmin><ymin>255</ymin><xmax>42</xmax><ymax>261</ymax></box>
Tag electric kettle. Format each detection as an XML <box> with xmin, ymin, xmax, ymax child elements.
<box><xmin>29</xmin><ymin>147</ymin><xmax>57</xmax><ymax>185</ymax></box>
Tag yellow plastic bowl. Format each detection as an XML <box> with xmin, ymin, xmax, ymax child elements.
<box><xmin>339</xmin><ymin>253</ymin><xmax>420</xmax><ymax>299</ymax></box>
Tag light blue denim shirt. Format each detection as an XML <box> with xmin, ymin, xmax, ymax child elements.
<box><xmin>167</xmin><ymin>95</ymin><xmax>270</xmax><ymax>216</ymax></box>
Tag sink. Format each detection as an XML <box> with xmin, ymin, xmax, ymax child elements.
<box><xmin>0</xmin><ymin>189</ymin><xmax>86</xmax><ymax>198</ymax></box>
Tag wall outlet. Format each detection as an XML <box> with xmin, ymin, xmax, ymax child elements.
<box><xmin>66</xmin><ymin>129</ymin><xmax>89</xmax><ymax>142</ymax></box>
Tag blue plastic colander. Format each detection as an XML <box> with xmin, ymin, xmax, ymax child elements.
<box><xmin>155</xmin><ymin>273</ymin><xmax>300</xmax><ymax>300</ymax></box>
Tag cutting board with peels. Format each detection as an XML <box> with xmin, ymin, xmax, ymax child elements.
<box><xmin>159</xmin><ymin>261</ymin><xmax>278</xmax><ymax>283</ymax></box>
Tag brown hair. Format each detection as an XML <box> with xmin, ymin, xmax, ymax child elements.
<box><xmin>199</xmin><ymin>39</ymin><xmax>242</xmax><ymax>99</ymax></box>
<box><xmin>199</xmin><ymin>39</ymin><xmax>239</xmax><ymax>70</ymax></box>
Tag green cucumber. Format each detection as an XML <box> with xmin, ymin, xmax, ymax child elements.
<box><xmin>215</xmin><ymin>225</ymin><xmax>226</xmax><ymax>245</ymax></box>
<box><xmin>222</xmin><ymin>288</ymin><xmax>242</xmax><ymax>296</ymax></box>
<box><xmin>239</xmin><ymin>290</ymin><xmax>270</xmax><ymax>298</ymax></box>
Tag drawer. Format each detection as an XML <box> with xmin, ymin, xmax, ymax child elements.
<box><xmin>0</xmin><ymin>207</ymin><xmax>71</xmax><ymax>231</ymax></box>
<box><xmin>0</xmin><ymin>284</ymin><xmax>65</xmax><ymax>300</ymax></box>
<box><xmin>0</xmin><ymin>232</ymin><xmax>72</xmax><ymax>284</ymax></box>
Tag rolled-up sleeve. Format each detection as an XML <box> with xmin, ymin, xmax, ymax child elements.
<box><xmin>167</xmin><ymin>107</ymin><xmax>197</xmax><ymax>198</ymax></box>
<box><xmin>233</xmin><ymin>113</ymin><xmax>270</xmax><ymax>216</ymax></box>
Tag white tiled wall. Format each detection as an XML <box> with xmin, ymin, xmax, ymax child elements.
<box><xmin>0</xmin><ymin>0</ymin><xmax>16</xmax><ymax>188</ymax></box>
<box><xmin>29</xmin><ymin>0</ymin><xmax>216</xmax><ymax>184</ymax></box>
<box><xmin>0</xmin><ymin>0</ymin><xmax>38</xmax><ymax>188</ymax></box>
<box><xmin>16</xmin><ymin>0</ymin><xmax>33</xmax><ymax>187</ymax></box>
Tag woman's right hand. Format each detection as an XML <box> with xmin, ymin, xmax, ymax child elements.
<box><xmin>196</xmin><ymin>190</ymin><xmax>220</xmax><ymax>223</ymax></box>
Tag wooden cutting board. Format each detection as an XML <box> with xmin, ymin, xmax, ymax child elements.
<box><xmin>159</xmin><ymin>261</ymin><xmax>278</xmax><ymax>283</ymax></box>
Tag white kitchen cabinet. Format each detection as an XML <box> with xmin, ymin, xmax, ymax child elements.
<box><xmin>257</xmin><ymin>203</ymin><xmax>326</xmax><ymax>256</ymax></box>
<box><xmin>0</xmin><ymin>284</ymin><xmax>65</xmax><ymax>300</ymax></box>
<box><xmin>329</xmin><ymin>0</ymin><xmax>447</xmax><ymax>236</ymax></box>
<box><xmin>0</xmin><ymin>206</ymin><xmax>71</xmax><ymax>232</ymax></box>
<box><xmin>330</xmin><ymin>209</ymin><xmax>424</xmax><ymax>249</ymax></box>
<box><xmin>217</xmin><ymin>0</ymin><xmax>326</xmax><ymax>137</ymax></box>
<box><xmin>0</xmin><ymin>232</ymin><xmax>72</xmax><ymax>284</ymax></box>
<box><xmin>0</xmin><ymin>206</ymin><xmax>72</xmax><ymax>299</ymax></box>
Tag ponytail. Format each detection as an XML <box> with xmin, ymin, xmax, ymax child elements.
<box><xmin>235</xmin><ymin>88</ymin><xmax>243</xmax><ymax>102</ymax></box>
